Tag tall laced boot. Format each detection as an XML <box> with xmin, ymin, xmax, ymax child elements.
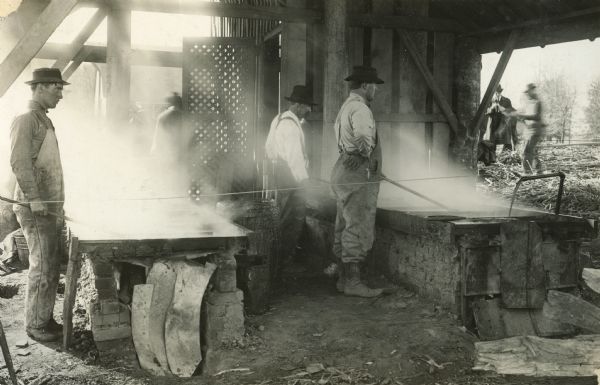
<box><xmin>336</xmin><ymin>265</ymin><xmax>345</xmax><ymax>293</ymax></box>
<box><xmin>343</xmin><ymin>263</ymin><xmax>383</xmax><ymax>298</ymax></box>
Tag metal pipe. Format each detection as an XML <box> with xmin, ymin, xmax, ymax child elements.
<box><xmin>508</xmin><ymin>171</ymin><xmax>565</xmax><ymax>217</ymax></box>
<box><xmin>379</xmin><ymin>173</ymin><xmax>449</xmax><ymax>210</ymax></box>
<box><xmin>0</xmin><ymin>195</ymin><xmax>74</xmax><ymax>222</ymax></box>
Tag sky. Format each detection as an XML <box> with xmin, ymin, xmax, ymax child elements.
<box><xmin>481</xmin><ymin>39</ymin><xmax>600</xmax><ymax>128</ymax></box>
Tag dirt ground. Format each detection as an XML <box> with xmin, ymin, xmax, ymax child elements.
<box><xmin>0</xmin><ymin>266</ymin><xmax>597</xmax><ymax>385</ymax></box>
<box><xmin>1</xmin><ymin>145</ymin><xmax>599</xmax><ymax>385</ymax></box>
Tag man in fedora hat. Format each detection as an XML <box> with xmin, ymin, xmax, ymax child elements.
<box><xmin>265</xmin><ymin>85</ymin><xmax>315</xmax><ymax>273</ymax></box>
<box><xmin>484</xmin><ymin>84</ymin><xmax>518</xmax><ymax>153</ymax></box>
<box><xmin>330</xmin><ymin>65</ymin><xmax>384</xmax><ymax>298</ymax></box>
<box><xmin>10</xmin><ymin>67</ymin><xmax>69</xmax><ymax>341</ymax></box>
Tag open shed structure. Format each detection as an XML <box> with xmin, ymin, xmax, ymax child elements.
<box><xmin>2</xmin><ymin>0</ymin><xmax>600</xmax><ymax>183</ymax></box>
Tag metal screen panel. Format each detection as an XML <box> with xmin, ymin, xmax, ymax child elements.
<box><xmin>183</xmin><ymin>37</ymin><xmax>257</xmax><ymax>199</ymax></box>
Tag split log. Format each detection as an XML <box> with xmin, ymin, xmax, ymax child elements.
<box><xmin>165</xmin><ymin>261</ymin><xmax>215</xmax><ymax>377</ymax></box>
<box><xmin>474</xmin><ymin>334</ymin><xmax>600</xmax><ymax>377</ymax></box>
<box><xmin>146</xmin><ymin>261</ymin><xmax>178</xmax><ymax>373</ymax></box>
<box><xmin>543</xmin><ymin>290</ymin><xmax>600</xmax><ymax>333</ymax></box>
<box><xmin>582</xmin><ymin>268</ymin><xmax>600</xmax><ymax>294</ymax></box>
<box><xmin>131</xmin><ymin>284</ymin><xmax>166</xmax><ymax>376</ymax></box>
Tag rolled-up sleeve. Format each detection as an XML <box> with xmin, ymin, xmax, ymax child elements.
<box><xmin>10</xmin><ymin>115</ymin><xmax>41</xmax><ymax>201</ymax></box>
<box><xmin>278</xmin><ymin>121</ymin><xmax>309</xmax><ymax>182</ymax></box>
<box><xmin>350</xmin><ymin>106</ymin><xmax>376</xmax><ymax>157</ymax></box>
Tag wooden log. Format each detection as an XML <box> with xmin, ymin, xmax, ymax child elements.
<box><xmin>320</xmin><ymin>0</ymin><xmax>348</xmax><ymax>178</ymax></box>
<box><xmin>62</xmin><ymin>236</ymin><xmax>80</xmax><ymax>349</ymax></box>
<box><xmin>582</xmin><ymin>268</ymin><xmax>600</xmax><ymax>294</ymax></box>
<box><xmin>500</xmin><ymin>221</ymin><xmax>545</xmax><ymax>309</ymax></box>
<box><xmin>0</xmin><ymin>0</ymin><xmax>79</xmax><ymax>98</ymax></box>
<box><xmin>131</xmin><ymin>284</ymin><xmax>166</xmax><ymax>376</ymax></box>
<box><xmin>165</xmin><ymin>261</ymin><xmax>215</xmax><ymax>377</ymax></box>
<box><xmin>474</xmin><ymin>334</ymin><xmax>600</xmax><ymax>377</ymax></box>
<box><xmin>146</xmin><ymin>261</ymin><xmax>177</xmax><ymax>373</ymax></box>
<box><xmin>543</xmin><ymin>290</ymin><xmax>600</xmax><ymax>333</ymax></box>
<box><xmin>106</xmin><ymin>4</ymin><xmax>131</xmax><ymax>125</ymax></box>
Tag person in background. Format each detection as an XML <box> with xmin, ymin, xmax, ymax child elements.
<box><xmin>512</xmin><ymin>83</ymin><xmax>545</xmax><ymax>174</ymax></box>
<box><xmin>485</xmin><ymin>84</ymin><xmax>518</xmax><ymax>153</ymax></box>
<box><xmin>331</xmin><ymin>65</ymin><xmax>384</xmax><ymax>298</ymax></box>
<box><xmin>10</xmin><ymin>68</ymin><xmax>69</xmax><ymax>342</ymax></box>
<box><xmin>265</xmin><ymin>85</ymin><xmax>315</xmax><ymax>273</ymax></box>
<box><xmin>151</xmin><ymin>92</ymin><xmax>185</xmax><ymax>163</ymax></box>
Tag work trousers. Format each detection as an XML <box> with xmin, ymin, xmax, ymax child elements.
<box><xmin>522</xmin><ymin>128</ymin><xmax>542</xmax><ymax>174</ymax></box>
<box><xmin>277</xmin><ymin>189</ymin><xmax>306</xmax><ymax>261</ymax></box>
<box><xmin>331</xmin><ymin>154</ymin><xmax>380</xmax><ymax>263</ymax></box>
<box><xmin>14</xmin><ymin>204</ymin><xmax>61</xmax><ymax>330</ymax></box>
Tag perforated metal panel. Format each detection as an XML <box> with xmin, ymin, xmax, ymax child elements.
<box><xmin>183</xmin><ymin>38</ymin><xmax>257</xmax><ymax>199</ymax></box>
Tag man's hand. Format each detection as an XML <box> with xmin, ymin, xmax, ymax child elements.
<box><xmin>343</xmin><ymin>154</ymin><xmax>365</xmax><ymax>171</ymax></box>
<box><xmin>29</xmin><ymin>201</ymin><xmax>48</xmax><ymax>216</ymax></box>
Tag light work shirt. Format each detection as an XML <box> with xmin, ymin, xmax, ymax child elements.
<box><xmin>265</xmin><ymin>110</ymin><xmax>309</xmax><ymax>182</ymax></box>
<box><xmin>10</xmin><ymin>100</ymin><xmax>54</xmax><ymax>202</ymax></box>
<box><xmin>334</xmin><ymin>92</ymin><xmax>376</xmax><ymax>158</ymax></box>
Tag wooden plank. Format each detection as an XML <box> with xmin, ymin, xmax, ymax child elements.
<box><xmin>583</xmin><ymin>268</ymin><xmax>600</xmax><ymax>293</ymax></box>
<box><xmin>469</xmin><ymin>29</ymin><xmax>518</xmax><ymax>138</ymax></box>
<box><xmin>542</xmin><ymin>241</ymin><xmax>578</xmax><ymax>289</ymax></box>
<box><xmin>165</xmin><ymin>261</ymin><xmax>215</xmax><ymax>377</ymax></box>
<box><xmin>0</xmin><ymin>0</ymin><xmax>79</xmax><ymax>98</ymax></box>
<box><xmin>500</xmin><ymin>221</ymin><xmax>545</xmax><ymax>309</ymax></box>
<box><xmin>431</xmin><ymin>32</ymin><xmax>454</xmax><ymax>171</ymax></box>
<box><xmin>53</xmin><ymin>7</ymin><xmax>106</xmax><ymax>71</ymax></box>
<box><xmin>131</xmin><ymin>284</ymin><xmax>166</xmax><ymax>375</ymax></box>
<box><xmin>397</xmin><ymin>29</ymin><xmax>460</xmax><ymax>136</ymax></box>
<box><xmin>474</xmin><ymin>334</ymin><xmax>600</xmax><ymax>377</ymax></box>
<box><xmin>349</xmin><ymin>13</ymin><xmax>464</xmax><ymax>32</ymax></box>
<box><xmin>543</xmin><ymin>290</ymin><xmax>600</xmax><ymax>333</ymax></box>
<box><xmin>62</xmin><ymin>49</ymin><xmax>89</xmax><ymax>80</ymax></box>
<box><xmin>62</xmin><ymin>236</ymin><xmax>80</xmax><ymax>349</ymax></box>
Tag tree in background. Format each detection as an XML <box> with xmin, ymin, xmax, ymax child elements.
<box><xmin>537</xmin><ymin>73</ymin><xmax>577</xmax><ymax>143</ymax></box>
<box><xmin>585</xmin><ymin>78</ymin><xmax>600</xmax><ymax>138</ymax></box>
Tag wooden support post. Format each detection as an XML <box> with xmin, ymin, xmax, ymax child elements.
<box><xmin>53</xmin><ymin>7</ymin><xmax>106</xmax><ymax>72</ymax></box>
<box><xmin>106</xmin><ymin>3</ymin><xmax>131</xmax><ymax>127</ymax></box>
<box><xmin>469</xmin><ymin>29</ymin><xmax>519</xmax><ymax>138</ymax></box>
<box><xmin>62</xmin><ymin>236</ymin><xmax>80</xmax><ymax>349</ymax></box>
<box><xmin>280</xmin><ymin>0</ymin><xmax>307</xmax><ymax>109</ymax></box>
<box><xmin>397</xmin><ymin>29</ymin><xmax>460</xmax><ymax>136</ymax></box>
<box><xmin>320</xmin><ymin>0</ymin><xmax>348</xmax><ymax>179</ymax></box>
<box><xmin>62</xmin><ymin>49</ymin><xmax>90</xmax><ymax>80</ymax></box>
<box><xmin>0</xmin><ymin>0</ymin><xmax>79</xmax><ymax>98</ymax></box>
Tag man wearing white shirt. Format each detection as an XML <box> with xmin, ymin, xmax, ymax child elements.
<box><xmin>265</xmin><ymin>85</ymin><xmax>315</xmax><ymax>272</ymax></box>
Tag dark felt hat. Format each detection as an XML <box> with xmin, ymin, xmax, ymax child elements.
<box><xmin>344</xmin><ymin>65</ymin><xmax>384</xmax><ymax>84</ymax></box>
<box><xmin>496</xmin><ymin>84</ymin><xmax>503</xmax><ymax>92</ymax></box>
<box><xmin>25</xmin><ymin>67</ymin><xmax>70</xmax><ymax>85</ymax></box>
<box><xmin>524</xmin><ymin>83</ymin><xmax>536</xmax><ymax>92</ymax></box>
<box><xmin>285</xmin><ymin>85</ymin><xmax>317</xmax><ymax>106</ymax></box>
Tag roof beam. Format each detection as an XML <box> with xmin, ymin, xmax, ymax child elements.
<box><xmin>83</xmin><ymin>0</ymin><xmax>463</xmax><ymax>32</ymax></box>
<box><xmin>469</xmin><ymin>30</ymin><xmax>519</xmax><ymax>138</ymax></box>
<box><xmin>476</xmin><ymin>17</ymin><xmax>600</xmax><ymax>53</ymax></box>
<box><xmin>53</xmin><ymin>7</ymin><xmax>106</xmax><ymax>71</ymax></box>
<box><xmin>464</xmin><ymin>5</ymin><xmax>600</xmax><ymax>37</ymax></box>
<box><xmin>38</xmin><ymin>43</ymin><xmax>182</xmax><ymax>67</ymax></box>
<box><xmin>397</xmin><ymin>29</ymin><xmax>460</xmax><ymax>136</ymax></box>
<box><xmin>0</xmin><ymin>0</ymin><xmax>80</xmax><ymax>97</ymax></box>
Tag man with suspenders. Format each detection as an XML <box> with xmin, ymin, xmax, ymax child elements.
<box><xmin>10</xmin><ymin>68</ymin><xmax>69</xmax><ymax>341</ymax></box>
<box><xmin>265</xmin><ymin>85</ymin><xmax>315</xmax><ymax>273</ymax></box>
<box><xmin>331</xmin><ymin>66</ymin><xmax>384</xmax><ymax>298</ymax></box>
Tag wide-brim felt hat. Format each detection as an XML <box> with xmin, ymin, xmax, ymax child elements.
<box><xmin>496</xmin><ymin>84</ymin><xmax>503</xmax><ymax>92</ymax></box>
<box><xmin>285</xmin><ymin>85</ymin><xmax>317</xmax><ymax>106</ymax></box>
<box><xmin>344</xmin><ymin>65</ymin><xmax>384</xmax><ymax>84</ymax></box>
<box><xmin>25</xmin><ymin>67</ymin><xmax>70</xmax><ymax>85</ymax></box>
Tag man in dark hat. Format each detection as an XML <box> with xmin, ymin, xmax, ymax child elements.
<box><xmin>265</xmin><ymin>85</ymin><xmax>315</xmax><ymax>272</ymax></box>
<box><xmin>330</xmin><ymin>65</ymin><xmax>384</xmax><ymax>298</ymax></box>
<box><xmin>10</xmin><ymin>67</ymin><xmax>69</xmax><ymax>341</ymax></box>
<box><xmin>484</xmin><ymin>84</ymin><xmax>518</xmax><ymax>153</ymax></box>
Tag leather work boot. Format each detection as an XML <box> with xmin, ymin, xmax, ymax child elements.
<box><xmin>47</xmin><ymin>319</ymin><xmax>63</xmax><ymax>333</ymax></box>
<box><xmin>26</xmin><ymin>326</ymin><xmax>61</xmax><ymax>342</ymax></box>
<box><xmin>343</xmin><ymin>263</ymin><xmax>383</xmax><ymax>298</ymax></box>
<box><xmin>336</xmin><ymin>267</ymin><xmax>345</xmax><ymax>293</ymax></box>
